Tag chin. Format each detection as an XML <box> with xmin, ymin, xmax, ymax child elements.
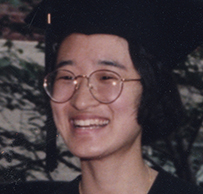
<box><xmin>70</xmin><ymin>147</ymin><xmax>106</xmax><ymax>160</ymax></box>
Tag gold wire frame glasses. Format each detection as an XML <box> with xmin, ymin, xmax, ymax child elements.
<box><xmin>43</xmin><ymin>69</ymin><xmax>141</xmax><ymax>104</ymax></box>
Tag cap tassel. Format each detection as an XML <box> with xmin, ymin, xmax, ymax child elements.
<box><xmin>45</xmin><ymin>2</ymin><xmax>58</xmax><ymax>172</ymax></box>
<box><xmin>47</xmin><ymin>13</ymin><xmax>51</xmax><ymax>24</ymax></box>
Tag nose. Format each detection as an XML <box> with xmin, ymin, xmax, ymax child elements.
<box><xmin>70</xmin><ymin>76</ymin><xmax>99</xmax><ymax>110</ymax></box>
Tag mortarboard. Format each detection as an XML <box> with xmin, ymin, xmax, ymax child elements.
<box><xmin>25</xmin><ymin>0</ymin><xmax>203</xmax><ymax>171</ymax></box>
<box><xmin>26</xmin><ymin>0</ymin><xmax>203</xmax><ymax>68</ymax></box>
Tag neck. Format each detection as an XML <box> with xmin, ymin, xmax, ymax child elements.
<box><xmin>79</xmin><ymin>144</ymin><xmax>157</xmax><ymax>194</ymax></box>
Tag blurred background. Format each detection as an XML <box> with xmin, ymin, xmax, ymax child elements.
<box><xmin>0</xmin><ymin>0</ymin><xmax>203</xmax><ymax>186</ymax></box>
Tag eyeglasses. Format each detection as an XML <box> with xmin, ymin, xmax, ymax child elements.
<box><xmin>43</xmin><ymin>69</ymin><xmax>141</xmax><ymax>104</ymax></box>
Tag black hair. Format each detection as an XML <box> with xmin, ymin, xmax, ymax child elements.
<box><xmin>128</xmin><ymin>40</ymin><xmax>184</xmax><ymax>144</ymax></box>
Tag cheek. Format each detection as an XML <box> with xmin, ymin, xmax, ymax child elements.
<box><xmin>111</xmin><ymin>84</ymin><xmax>143</xmax><ymax>126</ymax></box>
<box><xmin>118</xmin><ymin>84</ymin><xmax>142</xmax><ymax>111</ymax></box>
<box><xmin>108</xmin><ymin>85</ymin><xmax>143</xmax><ymax>149</ymax></box>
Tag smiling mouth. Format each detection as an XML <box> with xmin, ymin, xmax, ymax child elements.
<box><xmin>72</xmin><ymin>119</ymin><xmax>109</xmax><ymax>129</ymax></box>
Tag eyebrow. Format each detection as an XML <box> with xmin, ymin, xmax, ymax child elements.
<box><xmin>56</xmin><ymin>60</ymin><xmax>73</xmax><ymax>69</ymax></box>
<box><xmin>98</xmin><ymin>60</ymin><xmax>126</xmax><ymax>70</ymax></box>
<box><xmin>56</xmin><ymin>60</ymin><xmax>127</xmax><ymax>70</ymax></box>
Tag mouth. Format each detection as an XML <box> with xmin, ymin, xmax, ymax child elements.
<box><xmin>71</xmin><ymin>119</ymin><xmax>109</xmax><ymax>129</ymax></box>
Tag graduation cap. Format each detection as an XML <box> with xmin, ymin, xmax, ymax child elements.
<box><xmin>26</xmin><ymin>0</ymin><xmax>203</xmax><ymax>68</ymax></box>
<box><xmin>25</xmin><ymin>0</ymin><xmax>203</xmax><ymax>171</ymax></box>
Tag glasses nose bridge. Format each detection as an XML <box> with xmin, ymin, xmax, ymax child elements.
<box><xmin>75</xmin><ymin>74</ymin><xmax>90</xmax><ymax>89</ymax></box>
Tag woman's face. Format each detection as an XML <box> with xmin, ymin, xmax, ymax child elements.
<box><xmin>51</xmin><ymin>33</ymin><xmax>143</xmax><ymax>159</ymax></box>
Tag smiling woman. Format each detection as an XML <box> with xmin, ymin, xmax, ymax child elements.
<box><xmin>50</xmin><ymin>34</ymin><xmax>144</xmax><ymax>164</ymax></box>
<box><xmin>3</xmin><ymin>0</ymin><xmax>203</xmax><ymax>194</ymax></box>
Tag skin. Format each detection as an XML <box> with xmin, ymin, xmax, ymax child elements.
<box><xmin>51</xmin><ymin>33</ymin><xmax>157</xmax><ymax>194</ymax></box>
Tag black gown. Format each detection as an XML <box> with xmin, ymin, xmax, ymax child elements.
<box><xmin>1</xmin><ymin>170</ymin><xmax>203</xmax><ymax>194</ymax></box>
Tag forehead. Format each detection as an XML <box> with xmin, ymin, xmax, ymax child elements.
<box><xmin>57</xmin><ymin>33</ymin><xmax>131</xmax><ymax>61</ymax></box>
<box><xmin>56</xmin><ymin>33</ymin><xmax>139</xmax><ymax>77</ymax></box>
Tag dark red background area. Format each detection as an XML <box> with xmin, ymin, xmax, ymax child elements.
<box><xmin>0</xmin><ymin>1</ymin><xmax>44</xmax><ymax>41</ymax></box>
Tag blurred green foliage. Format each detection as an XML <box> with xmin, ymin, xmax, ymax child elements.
<box><xmin>0</xmin><ymin>40</ymin><xmax>47</xmax><ymax>182</ymax></box>
<box><xmin>0</xmin><ymin>40</ymin><xmax>80</xmax><ymax>183</ymax></box>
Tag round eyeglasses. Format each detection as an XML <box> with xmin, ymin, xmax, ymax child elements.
<box><xmin>43</xmin><ymin>69</ymin><xmax>141</xmax><ymax>104</ymax></box>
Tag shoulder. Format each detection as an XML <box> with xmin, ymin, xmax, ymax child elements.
<box><xmin>0</xmin><ymin>176</ymin><xmax>81</xmax><ymax>194</ymax></box>
<box><xmin>149</xmin><ymin>170</ymin><xmax>203</xmax><ymax>194</ymax></box>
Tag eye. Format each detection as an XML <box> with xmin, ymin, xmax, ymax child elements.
<box><xmin>53</xmin><ymin>74</ymin><xmax>74</xmax><ymax>86</ymax></box>
<box><xmin>97</xmin><ymin>72</ymin><xmax>118</xmax><ymax>81</ymax></box>
<box><xmin>100</xmin><ymin>75</ymin><xmax>115</xmax><ymax>80</ymax></box>
<box><xmin>90</xmin><ymin>71</ymin><xmax>120</xmax><ymax>86</ymax></box>
<box><xmin>54</xmin><ymin>71</ymin><xmax>75</xmax><ymax>82</ymax></box>
<box><xmin>56</xmin><ymin>75</ymin><xmax>74</xmax><ymax>80</ymax></box>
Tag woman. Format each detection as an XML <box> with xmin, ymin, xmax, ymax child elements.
<box><xmin>26</xmin><ymin>0</ymin><xmax>203</xmax><ymax>193</ymax></box>
<box><xmin>49</xmin><ymin>32</ymin><xmax>156</xmax><ymax>194</ymax></box>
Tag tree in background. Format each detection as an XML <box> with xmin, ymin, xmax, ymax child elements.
<box><xmin>0</xmin><ymin>40</ymin><xmax>47</xmax><ymax>182</ymax></box>
<box><xmin>0</xmin><ymin>40</ymin><xmax>80</xmax><ymax>183</ymax></box>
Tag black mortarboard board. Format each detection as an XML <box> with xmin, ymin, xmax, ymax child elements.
<box><xmin>25</xmin><ymin>0</ymin><xmax>203</xmax><ymax>171</ymax></box>
<box><xmin>26</xmin><ymin>0</ymin><xmax>203</xmax><ymax>68</ymax></box>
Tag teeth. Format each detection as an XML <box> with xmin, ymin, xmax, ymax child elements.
<box><xmin>73</xmin><ymin>119</ymin><xmax>109</xmax><ymax>127</ymax></box>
